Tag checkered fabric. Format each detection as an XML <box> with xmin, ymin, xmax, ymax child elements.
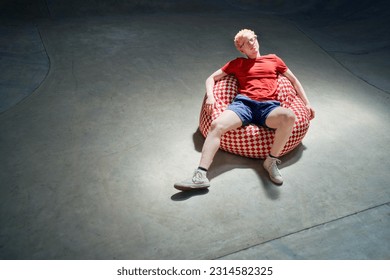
<box><xmin>199</xmin><ymin>75</ymin><xmax>310</xmax><ymax>159</ymax></box>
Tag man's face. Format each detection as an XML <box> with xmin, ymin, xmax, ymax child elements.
<box><xmin>239</xmin><ymin>34</ymin><xmax>259</xmax><ymax>57</ymax></box>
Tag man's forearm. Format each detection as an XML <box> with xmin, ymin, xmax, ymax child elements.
<box><xmin>293</xmin><ymin>80</ymin><xmax>310</xmax><ymax>105</ymax></box>
<box><xmin>205</xmin><ymin>76</ymin><xmax>215</xmax><ymax>98</ymax></box>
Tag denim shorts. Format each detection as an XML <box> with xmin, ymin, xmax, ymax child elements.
<box><xmin>227</xmin><ymin>94</ymin><xmax>280</xmax><ymax>128</ymax></box>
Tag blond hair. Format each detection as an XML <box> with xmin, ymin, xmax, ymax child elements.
<box><xmin>234</xmin><ymin>29</ymin><xmax>256</xmax><ymax>51</ymax></box>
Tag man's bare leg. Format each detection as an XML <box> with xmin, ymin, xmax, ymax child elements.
<box><xmin>174</xmin><ymin>110</ymin><xmax>242</xmax><ymax>190</ymax></box>
<box><xmin>264</xmin><ymin>107</ymin><xmax>296</xmax><ymax>184</ymax></box>
<box><xmin>199</xmin><ymin>110</ymin><xmax>242</xmax><ymax>169</ymax></box>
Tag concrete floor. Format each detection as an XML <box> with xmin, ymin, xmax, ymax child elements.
<box><xmin>0</xmin><ymin>1</ymin><xmax>389</xmax><ymax>260</ymax></box>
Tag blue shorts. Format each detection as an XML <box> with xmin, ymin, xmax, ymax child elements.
<box><xmin>227</xmin><ymin>94</ymin><xmax>280</xmax><ymax>128</ymax></box>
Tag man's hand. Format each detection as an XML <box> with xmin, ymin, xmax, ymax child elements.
<box><xmin>306</xmin><ymin>104</ymin><xmax>315</xmax><ymax>120</ymax></box>
<box><xmin>204</xmin><ymin>69</ymin><xmax>227</xmax><ymax>116</ymax></box>
<box><xmin>205</xmin><ymin>96</ymin><xmax>216</xmax><ymax>116</ymax></box>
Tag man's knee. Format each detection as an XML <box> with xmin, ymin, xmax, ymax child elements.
<box><xmin>284</xmin><ymin>109</ymin><xmax>296</xmax><ymax>125</ymax></box>
<box><xmin>210</xmin><ymin>119</ymin><xmax>228</xmax><ymax>135</ymax></box>
<box><xmin>273</xmin><ymin>108</ymin><xmax>296</xmax><ymax>128</ymax></box>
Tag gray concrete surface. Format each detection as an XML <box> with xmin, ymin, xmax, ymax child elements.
<box><xmin>0</xmin><ymin>1</ymin><xmax>389</xmax><ymax>260</ymax></box>
<box><xmin>0</xmin><ymin>25</ymin><xmax>49</xmax><ymax>113</ymax></box>
<box><xmin>221</xmin><ymin>204</ymin><xmax>390</xmax><ymax>259</ymax></box>
<box><xmin>291</xmin><ymin>0</ymin><xmax>390</xmax><ymax>93</ymax></box>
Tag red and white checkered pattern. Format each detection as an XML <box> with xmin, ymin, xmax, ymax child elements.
<box><xmin>199</xmin><ymin>75</ymin><xmax>310</xmax><ymax>159</ymax></box>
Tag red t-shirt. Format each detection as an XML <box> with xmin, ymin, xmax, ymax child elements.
<box><xmin>221</xmin><ymin>54</ymin><xmax>288</xmax><ymax>101</ymax></box>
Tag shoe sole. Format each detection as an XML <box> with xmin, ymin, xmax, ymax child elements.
<box><xmin>174</xmin><ymin>184</ymin><xmax>210</xmax><ymax>191</ymax></box>
<box><xmin>270</xmin><ymin>178</ymin><xmax>283</xmax><ymax>185</ymax></box>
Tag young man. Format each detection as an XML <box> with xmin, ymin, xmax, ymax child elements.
<box><xmin>174</xmin><ymin>29</ymin><xmax>315</xmax><ymax>190</ymax></box>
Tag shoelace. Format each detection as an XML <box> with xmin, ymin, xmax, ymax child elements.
<box><xmin>269</xmin><ymin>158</ymin><xmax>282</xmax><ymax>177</ymax></box>
<box><xmin>192</xmin><ymin>170</ymin><xmax>205</xmax><ymax>183</ymax></box>
<box><xmin>274</xmin><ymin>158</ymin><xmax>282</xmax><ymax>165</ymax></box>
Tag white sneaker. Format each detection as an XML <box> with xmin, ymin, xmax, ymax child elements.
<box><xmin>174</xmin><ymin>169</ymin><xmax>210</xmax><ymax>191</ymax></box>
<box><xmin>263</xmin><ymin>156</ymin><xmax>283</xmax><ymax>185</ymax></box>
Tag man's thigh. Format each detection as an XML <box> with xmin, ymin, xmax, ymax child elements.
<box><xmin>213</xmin><ymin>109</ymin><xmax>243</xmax><ymax>132</ymax></box>
<box><xmin>265</xmin><ymin>107</ymin><xmax>294</xmax><ymax>129</ymax></box>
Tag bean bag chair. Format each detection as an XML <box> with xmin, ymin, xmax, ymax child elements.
<box><xmin>199</xmin><ymin>75</ymin><xmax>310</xmax><ymax>159</ymax></box>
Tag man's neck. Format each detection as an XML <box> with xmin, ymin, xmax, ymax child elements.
<box><xmin>247</xmin><ymin>52</ymin><xmax>261</xmax><ymax>59</ymax></box>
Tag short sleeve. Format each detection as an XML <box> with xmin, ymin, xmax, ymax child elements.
<box><xmin>274</xmin><ymin>55</ymin><xmax>288</xmax><ymax>74</ymax></box>
<box><xmin>221</xmin><ymin>58</ymin><xmax>242</xmax><ymax>75</ymax></box>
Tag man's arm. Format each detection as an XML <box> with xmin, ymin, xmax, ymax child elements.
<box><xmin>282</xmin><ymin>69</ymin><xmax>315</xmax><ymax>119</ymax></box>
<box><xmin>204</xmin><ymin>69</ymin><xmax>228</xmax><ymax>115</ymax></box>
